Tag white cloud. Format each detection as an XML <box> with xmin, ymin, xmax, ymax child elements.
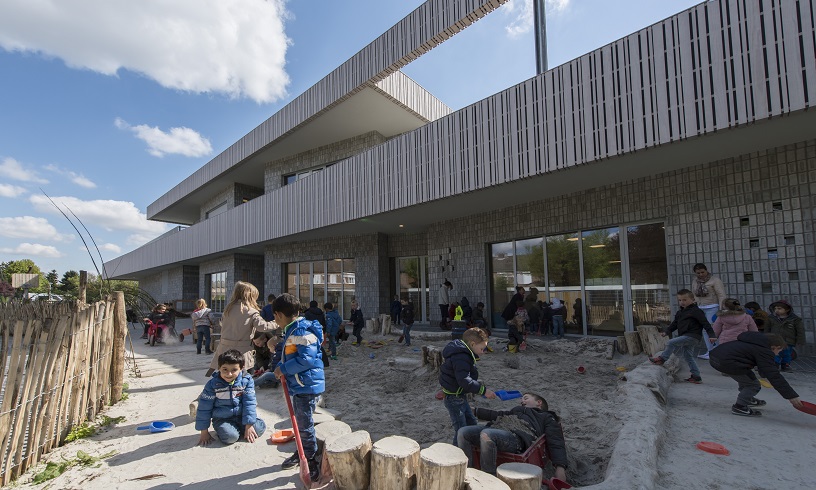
<box><xmin>503</xmin><ymin>0</ymin><xmax>570</xmax><ymax>38</ymax></box>
<box><xmin>0</xmin><ymin>216</ymin><xmax>74</xmax><ymax>242</ymax></box>
<box><xmin>0</xmin><ymin>183</ymin><xmax>26</xmax><ymax>198</ymax></box>
<box><xmin>0</xmin><ymin>157</ymin><xmax>49</xmax><ymax>184</ymax></box>
<box><xmin>126</xmin><ymin>233</ymin><xmax>161</xmax><ymax>247</ymax></box>
<box><xmin>29</xmin><ymin>195</ymin><xmax>168</xmax><ymax>237</ymax></box>
<box><xmin>44</xmin><ymin>164</ymin><xmax>97</xmax><ymax>189</ymax></box>
<box><xmin>80</xmin><ymin>242</ymin><xmax>122</xmax><ymax>254</ymax></box>
<box><xmin>114</xmin><ymin>118</ymin><xmax>213</xmax><ymax>158</ymax></box>
<box><xmin>0</xmin><ymin>0</ymin><xmax>291</xmax><ymax>103</ymax></box>
<box><xmin>0</xmin><ymin>243</ymin><xmax>63</xmax><ymax>258</ymax></box>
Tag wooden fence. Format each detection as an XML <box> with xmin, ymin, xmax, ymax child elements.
<box><xmin>0</xmin><ymin>292</ymin><xmax>127</xmax><ymax>485</ymax></box>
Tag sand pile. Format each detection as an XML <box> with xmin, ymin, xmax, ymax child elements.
<box><xmin>320</xmin><ymin>335</ymin><xmax>640</xmax><ymax>486</ymax></box>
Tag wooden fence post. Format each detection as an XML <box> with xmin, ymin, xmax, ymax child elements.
<box><xmin>111</xmin><ymin>292</ymin><xmax>127</xmax><ymax>403</ymax></box>
<box><xmin>78</xmin><ymin>270</ymin><xmax>87</xmax><ymax>303</ymax></box>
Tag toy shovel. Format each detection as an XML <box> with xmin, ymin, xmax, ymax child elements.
<box><xmin>282</xmin><ymin>381</ymin><xmax>312</xmax><ymax>488</ymax></box>
<box><xmin>136</xmin><ymin>421</ymin><xmax>175</xmax><ymax>433</ymax></box>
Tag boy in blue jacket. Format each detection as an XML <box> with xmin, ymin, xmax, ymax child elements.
<box><xmin>196</xmin><ymin>349</ymin><xmax>266</xmax><ymax>445</ymax></box>
<box><xmin>324</xmin><ymin>302</ymin><xmax>342</xmax><ymax>360</ymax></box>
<box><xmin>439</xmin><ymin>328</ymin><xmax>496</xmax><ymax>445</ymax></box>
<box><xmin>273</xmin><ymin>293</ymin><xmax>325</xmax><ymax>481</ymax></box>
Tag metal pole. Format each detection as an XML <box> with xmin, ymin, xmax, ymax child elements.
<box><xmin>534</xmin><ymin>0</ymin><xmax>548</xmax><ymax>74</ymax></box>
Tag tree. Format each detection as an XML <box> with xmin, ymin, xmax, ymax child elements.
<box><xmin>0</xmin><ymin>280</ymin><xmax>14</xmax><ymax>301</ymax></box>
<box><xmin>46</xmin><ymin>269</ymin><xmax>59</xmax><ymax>289</ymax></box>
<box><xmin>58</xmin><ymin>270</ymin><xmax>80</xmax><ymax>297</ymax></box>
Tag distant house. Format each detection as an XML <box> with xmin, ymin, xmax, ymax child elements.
<box><xmin>106</xmin><ymin>0</ymin><xmax>816</xmax><ymax>352</ymax></box>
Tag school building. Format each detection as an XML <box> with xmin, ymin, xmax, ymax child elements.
<box><xmin>106</xmin><ymin>0</ymin><xmax>816</xmax><ymax>352</ymax></box>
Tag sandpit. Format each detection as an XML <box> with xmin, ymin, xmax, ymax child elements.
<box><xmin>321</xmin><ymin>335</ymin><xmax>641</xmax><ymax>486</ymax></box>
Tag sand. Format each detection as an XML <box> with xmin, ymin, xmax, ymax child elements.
<box><xmin>10</xmin><ymin>321</ymin><xmax>816</xmax><ymax>489</ymax></box>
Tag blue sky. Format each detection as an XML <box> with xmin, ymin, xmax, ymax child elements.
<box><xmin>0</xmin><ymin>0</ymin><xmax>701</xmax><ymax>277</ymax></box>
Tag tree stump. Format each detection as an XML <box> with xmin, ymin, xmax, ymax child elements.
<box><xmin>417</xmin><ymin>443</ymin><xmax>468</xmax><ymax>490</ymax></box>
<box><xmin>616</xmin><ymin>335</ymin><xmax>628</xmax><ymax>354</ymax></box>
<box><xmin>422</xmin><ymin>346</ymin><xmax>444</xmax><ymax>371</ymax></box>
<box><xmin>624</xmin><ymin>331</ymin><xmax>642</xmax><ymax>355</ymax></box>
<box><xmin>189</xmin><ymin>399</ymin><xmax>198</xmax><ymax>419</ymax></box>
<box><xmin>313</xmin><ymin>411</ymin><xmax>336</xmax><ymax>425</ymax></box>
<box><xmin>636</xmin><ymin>325</ymin><xmax>666</xmax><ymax>356</ymax></box>
<box><xmin>315</xmin><ymin>420</ymin><xmax>352</xmax><ymax>455</ymax></box>
<box><xmin>380</xmin><ymin>314</ymin><xmax>392</xmax><ymax>335</ymax></box>
<box><xmin>464</xmin><ymin>468</ymin><xmax>511</xmax><ymax>490</ymax></box>
<box><xmin>370</xmin><ymin>435</ymin><xmax>420</xmax><ymax>490</ymax></box>
<box><xmin>495</xmin><ymin>462</ymin><xmax>542</xmax><ymax>490</ymax></box>
<box><xmin>325</xmin><ymin>430</ymin><xmax>372</xmax><ymax>490</ymax></box>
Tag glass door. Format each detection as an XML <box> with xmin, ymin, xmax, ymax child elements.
<box><xmin>545</xmin><ymin>233</ymin><xmax>582</xmax><ymax>334</ymax></box>
<box><xmin>582</xmin><ymin>228</ymin><xmax>624</xmax><ymax>337</ymax></box>
<box><xmin>396</xmin><ymin>256</ymin><xmax>429</xmax><ymax>323</ymax></box>
<box><xmin>623</xmin><ymin>223</ymin><xmax>671</xmax><ymax>330</ymax></box>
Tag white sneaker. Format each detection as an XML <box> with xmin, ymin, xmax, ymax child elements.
<box><xmin>697</xmin><ymin>353</ymin><xmax>710</xmax><ymax>360</ymax></box>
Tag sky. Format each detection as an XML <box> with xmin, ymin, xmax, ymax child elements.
<box><xmin>0</xmin><ymin>0</ymin><xmax>703</xmax><ymax>278</ymax></box>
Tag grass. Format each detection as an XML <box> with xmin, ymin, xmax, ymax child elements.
<box><xmin>31</xmin><ymin>450</ymin><xmax>117</xmax><ymax>484</ymax></box>
<box><xmin>64</xmin><ymin>414</ymin><xmax>126</xmax><ymax>442</ymax></box>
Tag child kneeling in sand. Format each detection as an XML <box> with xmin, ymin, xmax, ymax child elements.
<box><xmin>457</xmin><ymin>393</ymin><xmax>569</xmax><ymax>481</ymax></box>
<box><xmin>439</xmin><ymin>328</ymin><xmax>496</xmax><ymax>445</ymax></box>
<box><xmin>709</xmin><ymin>332</ymin><xmax>803</xmax><ymax>416</ymax></box>
<box><xmin>196</xmin><ymin>349</ymin><xmax>266</xmax><ymax>445</ymax></box>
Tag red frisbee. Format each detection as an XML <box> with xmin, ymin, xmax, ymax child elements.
<box><xmin>696</xmin><ymin>441</ymin><xmax>729</xmax><ymax>456</ymax></box>
<box><xmin>795</xmin><ymin>401</ymin><xmax>816</xmax><ymax>416</ymax></box>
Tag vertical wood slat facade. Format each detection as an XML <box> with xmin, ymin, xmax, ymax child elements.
<box><xmin>0</xmin><ymin>299</ymin><xmax>125</xmax><ymax>485</ymax></box>
<box><xmin>110</xmin><ymin>0</ymin><xmax>814</xmax><ymax>278</ymax></box>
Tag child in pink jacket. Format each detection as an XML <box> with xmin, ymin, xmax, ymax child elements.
<box><xmin>712</xmin><ymin>298</ymin><xmax>758</xmax><ymax>345</ymax></box>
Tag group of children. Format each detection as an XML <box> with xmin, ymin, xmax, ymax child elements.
<box><xmin>648</xmin><ymin>288</ymin><xmax>806</xmax><ymax>416</ymax></box>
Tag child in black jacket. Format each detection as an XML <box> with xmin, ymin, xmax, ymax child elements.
<box><xmin>457</xmin><ymin>393</ymin><xmax>569</xmax><ymax>481</ymax></box>
<box><xmin>649</xmin><ymin>289</ymin><xmax>717</xmax><ymax>383</ymax></box>
<box><xmin>709</xmin><ymin>331</ymin><xmax>803</xmax><ymax>416</ymax></box>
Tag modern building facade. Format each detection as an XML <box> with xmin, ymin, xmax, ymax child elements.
<box><xmin>107</xmin><ymin>0</ymin><xmax>816</xmax><ymax>351</ymax></box>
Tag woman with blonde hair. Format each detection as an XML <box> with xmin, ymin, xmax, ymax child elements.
<box><xmin>206</xmin><ymin>281</ymin><xmax>280</xmax><ymax>376</ymax></box>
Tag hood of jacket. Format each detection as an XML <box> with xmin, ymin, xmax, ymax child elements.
<box><xmin>460</xmin><ymin>297</ymin><xmax>470</xmax><ymax>308</ymax></box>
<box><xmin>717</xmin><ymin>310</ymin><xmax>749</xmax><ymax>325</ymax></box>
<box><xmin>769</xmin><ymin>299</ymin><xmax>795</xmax><ymax>315</ymax></box>
<box><xmin>736</xmin><ymin>331</ymin><xmax>769</xmax><ymax>348</ymax></box>
<box><xmin>442</xmin><ymin>339</ymin><xmax>475</xmax><ymax>360</ymax></box>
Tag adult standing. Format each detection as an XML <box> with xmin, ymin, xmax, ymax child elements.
<box><xmin>501</xmin><ymin>286</ymin><xmax>525</xmax><ymax>322</ymax></box>
<box><xmin>691</xmin><ymin>263</ymin><xmax>726</xmax><ymax>360</ymax></box>
<box><xmin>438</xmin><ymin>280</ymin><xmax>453</xmax><ymax>329</ymax></box>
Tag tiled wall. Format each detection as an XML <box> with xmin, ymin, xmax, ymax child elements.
<box><xmin>264</xmin><ymin>131</ymin><xmax>387</xmax><ymax>193</ymax></box>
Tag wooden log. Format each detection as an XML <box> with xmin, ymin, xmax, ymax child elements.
<box><xmin>189</xmin><ymin>399</ymin><xmax>199</xmax><ymax>419</ymax></box>
<box><xmin>325</xmin><ymin>430</ymin><xmax>372</xmax><ymax>490</ymax></box>
<box><xmin>78</xmin><ymin>270</ymin><xmax>87</xmax><ymax>303</ymax></box>
<box><xmin>624</xmin><ymin>331</ymin><xmax>642</xmax><ymax>356</ymax></box>
<box><xmin>370</xmin><ymin>435</ymin><xmax>420</xmax><ymax>490</ymax></box>
<box><xmin>636</xmin><ymin>325</ymin><xmax>667</xmax><ymax>357</ymax></box>
<box><xmin>464</xmin><ymin>468</ymin><xmax>511</xmax><ymax>490</ymax></box>
<box><xmin>380</xmin><ymin>314</ymin><xmax>391</xmax><ymax>336</ymax></box>
<box><xmin>422</xmin><ymin>346</ymin><xmax>444</xmax><ymax>371</ymax></box>
<box><xmin>495</xmin><ymin>462</ymin><xmax>542</xmax><ymax>490</ymax></box>
<box><xmin>315</xmin><ymin>406</ymin><xmax>343</xmax><ymax>421</ymax></box>
<box><xmin>315</xmin><ymin>420</ymin><xmax>351</xmax><ymax>455</ymax></box>
<box><xmin>417</xmin><ymin>443</ymin><xmax>468</xmax><ymax>490</ymax></box>
<box><xmin>9</xmin><ymin>320</ymin><xmax>46</xmax><ymax>480</ymax></box>
<box><xmin>616</xmin><ymin>335</ymin><xmax>628</xmax><ymax>354</ymax></box>
<box><xmin>0</xmin><ymin>319</ymin><xmax>35</xmax><ymax>485</ymax></box>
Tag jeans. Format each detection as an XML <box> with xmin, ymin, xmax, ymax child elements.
<box><xmin>699</xmin><ymin>305</ymin><xmax>718</xmax><ymax>355</ymax></box>
<box><xmin>327</xmin><ymin>327</ymin><xmax>338</xmax><ymax>356</ymax></box>
<box><xmin>254</xmin><ymin>371</ymin><xmax>279</xmax><ymax>387</ymax></box>
<box><xmin>774</xmin><ymin>344</ymin><xmax>794</xmax><ymax>365</ymax></box>
<box><xmin>402</xmin><ymin>325</ymin><xmax>413</xmax><ymax>346</ymax></box>
<box><xmin>444</xmin><ymin>395</ymin><xmax>478</xmax><ymax>445</ymax></box>
<box><xmin>552</xmin><ymin>315</ymin><xmax>564</xmax><ymax>337</ymax></box>
<box><xmin>658</xmin><ymin>335</ymin><xmax>701</xmax><ymax>377</ymax></box>
<box><xmin>195</xmin><ymin>326</ymin><xmax>211</xmax><ymax>353</ymax></box>
<box><xmin>292</xmin><ymin>393</ymin><xmax>319</xmax><ymax>460</ymax></box>
<box><xmin>457</xmin><ymin>426</ymin><xmax>521</xmax><ymax>475</ymax></box>
<box><xmin>352</xmin><ymin>324</ymin><xmax>363</xmax><ymax>343</ymax></box>
<box><xmin>212</xmin><ymin>416</ymin><xmax>266</xmax><ymax>444</ymax></box>
<box><xmin>728</xmin><ymin>372</ymin><xmax>761</xmax><ymax>407</ymax></box>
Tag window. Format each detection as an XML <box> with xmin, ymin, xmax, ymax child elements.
<box><xmin>282</xmin><ymin>161</ymin><xmax>339</xmax><ymax>186</ymax></box>
<box><xmin>206</xmin><ymin>202</ymin><xmax>228</xmax><ymax>219</ymax></box>
<box><xmin>206</xmin><ymin>271</ymin><xmax>227</xmax><ymax>313</ymax></box>
<box><xmin>284</xmin><ymin>259</ymin><xmax>356</xmax><ymax>317</ymax></box>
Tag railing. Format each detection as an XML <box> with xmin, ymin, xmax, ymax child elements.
<box><xmin>0</xmin><ymin>295</ymin><xmax>127</xmax><ymax>485</ymax></box>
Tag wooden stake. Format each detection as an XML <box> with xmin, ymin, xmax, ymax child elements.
<box><xmin>417</xmin><ymin>443</ymin><xmax>468</xmax><ymax>490</ymax></box>
<box><xmin>464</xmin><ymin>467</ymin><xmax>511</xmax><ymax>490</ymax></box>
<box><xmin>371</xmin><ymin>435</ymin><xmax>420</xmax><ymax>490</ymax></box>
<box><xmin>78</xmin><ymin>270</ymin><xmax>87</xmax><ymax>304</ymax></box>
<box><xmin>624</xmin><ymin>331</ymin><xmax>642</xmax><ymax>356</ymax></box>
<box><xmin>495</xmin><ymin>462</ymin><xmax>542</xmax><ymax>490</ymax></box>
<box><xmin>636</xmin><ymin>325</ymin><xmax>667</xmax><ymax>357</ymax></box>
<box><xmin>325</xmin><ymin>430</ymin><xmax>372</xmax><ymax>490</ymax></box>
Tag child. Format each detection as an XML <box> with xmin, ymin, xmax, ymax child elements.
<box><xmin>439</xmin><ymin>328</ymin><xmax>496</xmax><ymax>445</ymax></box>
<box><xmin>399</xmin><ymin>299</ymin><xmax>415</xmax><ymax>346</ymax></box>
<box><xmin>549</xmin><ymin>299</ymin><xmax>566</xmax><ymax>338</ymax></box>
<box><xmin>709</xmin><ymin>332</ymin><xmax>803</xmax><ymax>416</ymax></box>
<box><xmin>471</xmin><ymin>301</ymin><xmax>488</xmax><ymax>330</ymax></box>
<box><xmin>349</xmin><ymin>300</ymin><xmax>364</xmax><ymax>345</ymax></box>
<box><xmin>507</xmin><ymin>315</ymin><xmax>524</xmax><ymax>353</ymax></box>
<box><xmin>196</xmin><ymin>349</ymin><xmax>266</xmax><ymax>445</ymax></box>
<box><xmin>649</xmin><ymin>289</ymin><xmax>717</xmax><ymax>383</ymax></box>
<box><xmin>190</xmin><ymin>299</ymin><xmax>215</xmax><ymax>355</ymax></box>
<box><xmin>457</xmin><ymin>393</ymin><xmax>568</xmax><ymax>480</ymax></box>
<box><xmin>207</xmin><ymin>281</ymin><xmax>279</xmax><ymax>377</ymax></box>
<box><xmin>743</xmin><ymin>301</ymin><xmax>768</xmax><ymax>332</ymax></box>
<box><xmin>766</xmin><ymin>300</ymin><xmax>805</xmax><ymax>372</ymax></box>
<box><xmin>260</xmin><ymin>294</ymin><xmax>276</xmax><ymax>322</ymax></box>
<box><xmin>712</xmin><ymin>298</ymin><xmax>757</xmax><ymax>345</ymax></box>
<box><xmin>273</xmin><ymin>294</ymin><xmax>325</xmax><ymax>481</ymax></box>
<box><xmin>390</xmin><ymin>295</ymin><xmax>402</xmax><ymax>327</ymax></box>
<box><xmin>251</xmin><ymin>332</ymin><xmax>279</xmax><ymax>388</ymax></box>
<box><xmin>460</xmin><ymin>297</ymin><xmax>473</xmax><ymax>325</ymax></box>
<box><xmin>143</xmin><ymin>304</ymin><xmax>171</xmax><ymax>344</ymax></box>
<box><xmin>324</xmin><ymin>302</ymin><xmax>342</xmax><ymax>360</ymax></box>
